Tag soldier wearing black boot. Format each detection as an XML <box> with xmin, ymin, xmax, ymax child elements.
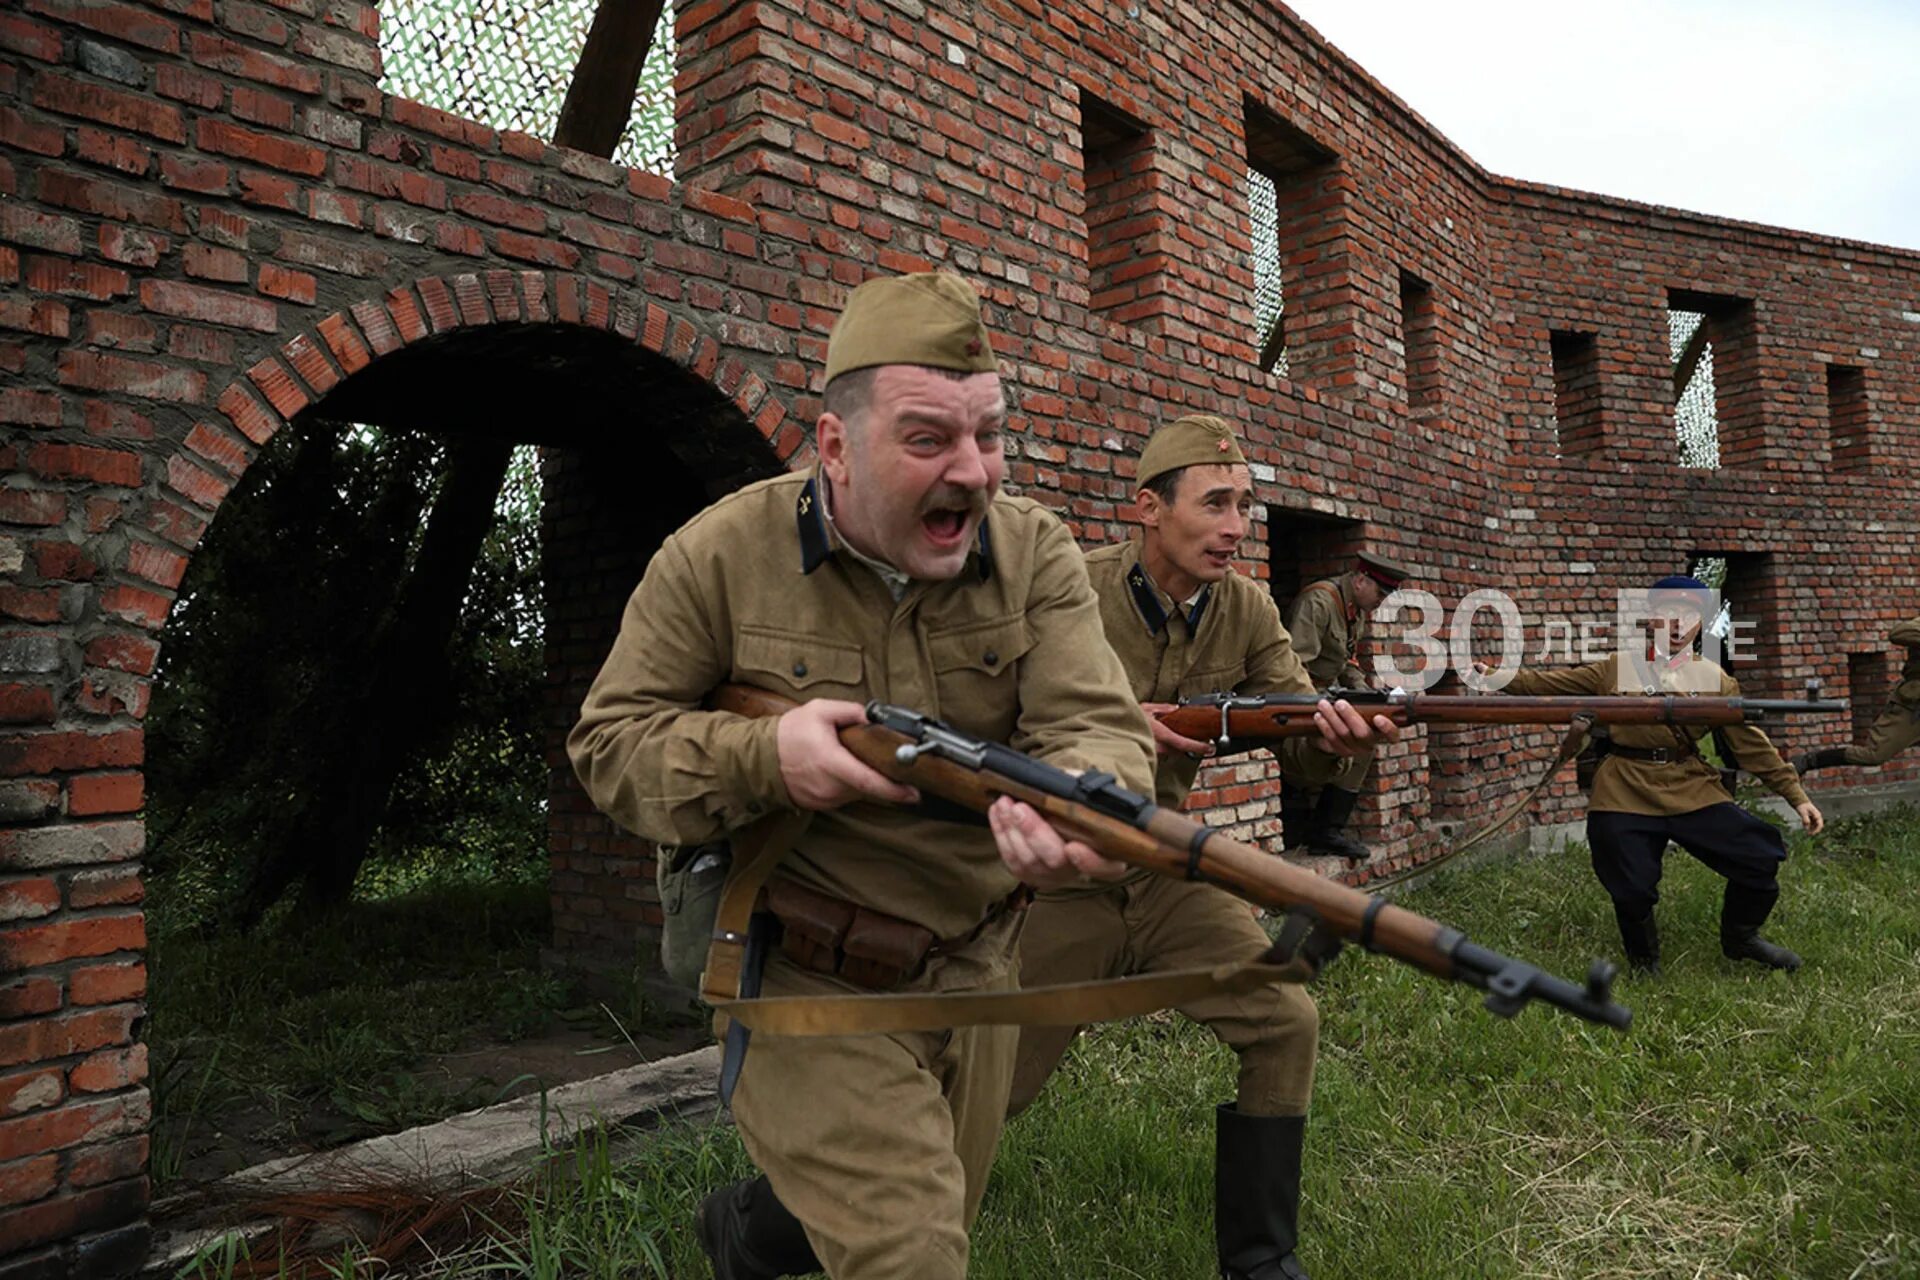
<box><xmin>1483</xmin><ymin>575</ymin><xmax>1824</xmax><ymax>974</ymax></box>
<box><xmin>1281</xmin><ymin>550</ymin><xmax>1416</xmax><ymax>861</ymax></box>
<box><xmin>697</xmin><ymin>1176</ymin><xmax>821</xmax><ymax>1280</ymax></box>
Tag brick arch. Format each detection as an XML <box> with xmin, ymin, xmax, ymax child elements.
<box><xmin>184</xmin><ymin>268</ymin><xmax>806</xmax><ymax>517</ymax></box>
<box><xmin>38</xmin><ymin>268</ymin><xmax>809</xmax><ymax>729</ymax></box>
<box><xmin>56</xmin><ymin>265</ymin><xmax>817</xmax><ymax>857</ymax></box>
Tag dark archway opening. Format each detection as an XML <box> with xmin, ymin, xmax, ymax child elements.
<box><xmin>142</xmin><ymin>322</ymin><xmax>784</xmax><ymax>1193</ymax></box>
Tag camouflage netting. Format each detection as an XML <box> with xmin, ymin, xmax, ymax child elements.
<box><xmin>377</xmin><ymin>0</ymin><xmax>676</xmax><ymax>174</ymax></box>
<box><xmin>1669</xmin><ymin>308</ymin><xmax>1718</xmax><ymax>468</ymax></box>
<box><xmin>1247</xmin><ymin>166</ymin><xmax>1288</xmax><ymax>377</ymax></box>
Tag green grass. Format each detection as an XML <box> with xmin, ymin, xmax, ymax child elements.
<box><xmin>149</xmin><ymin>880</ymin><xmax>579</xmax><ymax>1187</ymax></box>
<box><xmin>177</xmin><ymin>806</ymin><xmax>1920</xmax><ymax>1279</ymax></box>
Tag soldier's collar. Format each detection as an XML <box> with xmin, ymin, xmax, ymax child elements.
<box><xmin>795</xmin><ymin>474</ymin><xmax>994</xmax><ymax>583</ymax></box>
<box><xmin>1336</xmin><ymin>573</ymin><xmax>1361</xmax><ymax>620</ymax></box>
<box><xmin>1125</xmin><ymin>554</ymin><xmax>1211</xmax><ymax>636</ymax></box>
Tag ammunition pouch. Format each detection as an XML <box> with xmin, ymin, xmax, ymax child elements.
<box><xmin>656</xmin><ymin>841</ymin><xmax>731</xmax><ymax>993</ymax></box>
<box><xmin>765</xmin><ymin>876</ymin><xmax>943</xmax><ymax>991</ymax></box>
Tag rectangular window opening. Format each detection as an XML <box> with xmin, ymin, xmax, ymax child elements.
<box><xmin>1079</xmin><ymin>91</ymin><xmax>1158</xmax><ymax>331</ymax></box>
<box><xmin>1243</xmin><ymin>98</ymin><xmax>1335</xmax><ymax>379</ymax></box>
<box><xmin>378</xmin><ymin>0</ymin><xmax>676</xmax><ymax>175</ymax></box>
<box><xmin>1400</xmin><ymin>271</ymin><xmax>1439</xmax><ymax>415</ymax></box>
<box><xmin>1686</xmin><ymin>550</ymin><xmax>1781</xmax><ymax>696</ymax></box>
<box><xmin>1549</xmin><ymin>330</ymin><xmax>1600</xmax><ymax>457</ymax></box>
<box><xmin>1669</xmin><ymin>289</ymin><xmax>1757</xmax><ymax>470</ymax></box>
<box><xmin>1827</xmin><ymin>363</ymin><xmax>1869</xmax><ymax>469</ymax></box>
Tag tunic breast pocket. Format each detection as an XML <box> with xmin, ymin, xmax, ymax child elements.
<box><xmin>928</xmin><ymin>616</ymin><xmax>1034</xmax><ymax>741</ymax></box>
<box><xmin>734</xmin><ymin>625</ymin><xmax>866</xmax><ymax>704</ymax></box>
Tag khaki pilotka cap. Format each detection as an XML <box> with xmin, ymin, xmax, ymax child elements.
<box><xmin>1135</xmin><ymin>414</ymin><xmax>1248</xmax><ymax>488</ymax></box>
<box><xmin>822</xmin><ymin>272</ymin><xmax>1000</xmax><ymax>384</ymax></box>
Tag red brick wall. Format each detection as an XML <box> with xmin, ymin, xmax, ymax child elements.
<box><xmin>3</xmin><ymin>0</ymin><xmax>1917</xmax><ymax>1269</ymax></box>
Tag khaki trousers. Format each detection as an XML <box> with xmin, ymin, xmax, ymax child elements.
<box><xmin>1008</xmin><ymin>875</ymin><xmax>1319</xmax><ymax>1118</ymax></box>
<box><xmin>728</xmin><ymin>911</ymin><xmax>1021</xmax><ymax>1280</ymax></box>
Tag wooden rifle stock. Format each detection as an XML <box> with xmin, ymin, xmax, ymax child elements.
<box><xmin>1157</xmin><ymin>688</ymin><xmax>1848</xmax><ymax>749</ymax></box>
<box><xmin>710</xmin><ymin>683</ymin><xmax>1631</xmax><ymax>1029</ymax></box>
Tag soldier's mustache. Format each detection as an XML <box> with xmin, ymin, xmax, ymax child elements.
<box><xmin>919</xmin><ymin>486</ymin><xmax>989</xmax><ymax>518</ymax></box>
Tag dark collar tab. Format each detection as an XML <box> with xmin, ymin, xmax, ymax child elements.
<box><xmin>975</xmin><ymin>510</ymin><xmax>994</xmax><ymax>582</ymax></box>
<box><xmin>1185</xmin><ymin>584</ymin><xmax>1213</xmax><ymax>632</ymax></box>
<box><xmin>1127</xmin><ymin>562</ymin><xmax>1170</xmax><ymax>636</ymax></box>
<box><xmin>796</xmin><ymin>476</ymin><xmax>831</xmax><ymax>574</ymax></box>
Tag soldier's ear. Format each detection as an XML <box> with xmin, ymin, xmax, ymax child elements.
<box><xmin>1135</xmin><ymin>486</ymin><xmax>1161</xmax><ymax>528</ymax></box>
<box><xmin>819</xmin><ymin>412</ymin><xmax>851</xmax><ymax>485</ymax></box>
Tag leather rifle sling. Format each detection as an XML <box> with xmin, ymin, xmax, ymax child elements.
<box><xmin>1367</xmin><ymin>715</ymin><xmax>1593</xmax><ymax>892</ymax></box>
<box><xmin>711</xmin><ymin>950</ymin><xmax>1316</xmax><ymax>1036</ymax></box>
<box><xmin>700</xmin><ymin>809</ymin><xmax>812</xmax><ymax>1006</ymax></box>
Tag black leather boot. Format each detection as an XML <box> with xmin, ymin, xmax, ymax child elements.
<box><xmin>1791</xmin><ymin>746</ymin><xmax>1853</xmax><ymax>776</ymax></box>
<box><xmin>1719</xmin><ymin>884</ymin><xmax>1801</xmax><ymax>972</ymax></box>
<box><xmin>1216</xmin><ymin>1104</ymin><xmax>1311</xmax><ymax>1280</ymax></box>
<box><xmin>1280</xmin><ymin>781</ymin><xmax>1313</xmax><ymax>852</ymax></box>
<box><xmin>1308</xmin><ymin>788</ymin><xmax>1369</xmax><ymax>862</ymax></box>
<box><xmin>696</xmin><ymin>1175</ymin><xmax>820</xmax><ymax>1279</ymax></box>
<box><xmin>1612</xmin><ymin>903</ymin><xmax>1661</xmax><ymax>976</ymax></box>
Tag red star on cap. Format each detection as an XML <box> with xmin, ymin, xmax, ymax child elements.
<box><xmin>966</xmin><ymin>338</ymin><xmax>982</xmax><ymax>355</ymax></box>
<box><xmin>1217</xmin><ymin>437</ymin><xmax>1231</xmax><ymax>452</ymax></box>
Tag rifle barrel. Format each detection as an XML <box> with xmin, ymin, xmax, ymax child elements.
<box><xmin>1158</xmin><ymin>691</ymin><xmax>1847</xmax><ymax>746</ymax></box>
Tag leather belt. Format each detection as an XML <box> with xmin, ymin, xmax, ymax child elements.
<box><xmin>1606</xmin><ymin>743</ymin><xmax>1692</xmax><ymax>764</ymax></box>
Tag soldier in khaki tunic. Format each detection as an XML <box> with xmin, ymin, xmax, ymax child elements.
<box><xmin>1008</xmin><ymin>415</ymin><xmax>1396</xmax><ymax>1280</ymax></box>
<box><xmin>1482</xmin><ymin>575</ymin><xmax>1823</xmax><ymax>975</ymax></box>
<box><xmin>1793</xmin><ymin>616</ymin><xmax>1920</xmax><ymax>775</ymax></box>
<box><xmin>1279</xmin><ymin>550</ymin><xmax>1414</xmax><ymax>860</ymax></box>
<box><xmin>569</xmin><ymin>273</ymin><xmax>1156</xmax><ymax>1280</ymax></box>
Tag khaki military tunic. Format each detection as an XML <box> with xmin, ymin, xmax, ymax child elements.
<box><xmin>1089</xmin><ymin>541</ymin><xmax>1318</xmax><ymax>807</ymax></box>
<box><xmin>1011</xmin><ymin>541</ymin><xmax>1321</xmax><ymax>1119</ymax></box>
<box><xmin>1284</xmin><ymin>575</ymin><xmax>1373</xmax><ymax>790</ymax></box>
<box><xmin>1287</xmin><ymin>575</ymin><xmax>1368</xmax><ymax>690</ymax></box>
<box><xmin>1501</xmin><ymin>653</ymin><xmax>1809</xmax><ymax>815</ymax></box>
<box><xmin>569</xmin><ymin>471</ymin><xmax>1154</xmax><ymax>1280</ymax></box>
<box><xmin>1839</xmin><ymin>616</ymin><xmax>1920</xmax><ymax>765</ymax></box>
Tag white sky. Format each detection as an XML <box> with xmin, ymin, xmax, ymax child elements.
<box><xmin>1286</xmin><ymin>0</ymin><xmax>1920</xmax><ymax>251</ymax></box>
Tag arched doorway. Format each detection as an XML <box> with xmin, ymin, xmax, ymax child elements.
<box><xmin>137</xmin><ymin>285</ymin><xmax>792</xmax><ymax>1193</ymax></box>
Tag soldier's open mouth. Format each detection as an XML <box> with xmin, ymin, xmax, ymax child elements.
<box><xmin>923</xmin><ymin>509</ymin><xmax>969</xmax><ymax>543</ymax></box>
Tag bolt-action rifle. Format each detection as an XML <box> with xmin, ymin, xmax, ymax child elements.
<box><xmin>1158</xmin><ymin>683</ymin><xmax>1846</xmax><ymax>751</ymax></box>
<box><xmin>713</xmin><ymin>684</ymin><xmax>1632</xmax><ymax>1031</ymax></box>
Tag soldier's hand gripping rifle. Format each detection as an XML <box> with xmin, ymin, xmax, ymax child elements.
<box><xmin>714</xmin><ymin>684</ymin><xmax>1632</xmax><ymax>1031</ymax></box>
<box><xmin>1159</xmin><ymin>683</ymin><xmax>1847</xmax><ymax>752</ymax></box>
